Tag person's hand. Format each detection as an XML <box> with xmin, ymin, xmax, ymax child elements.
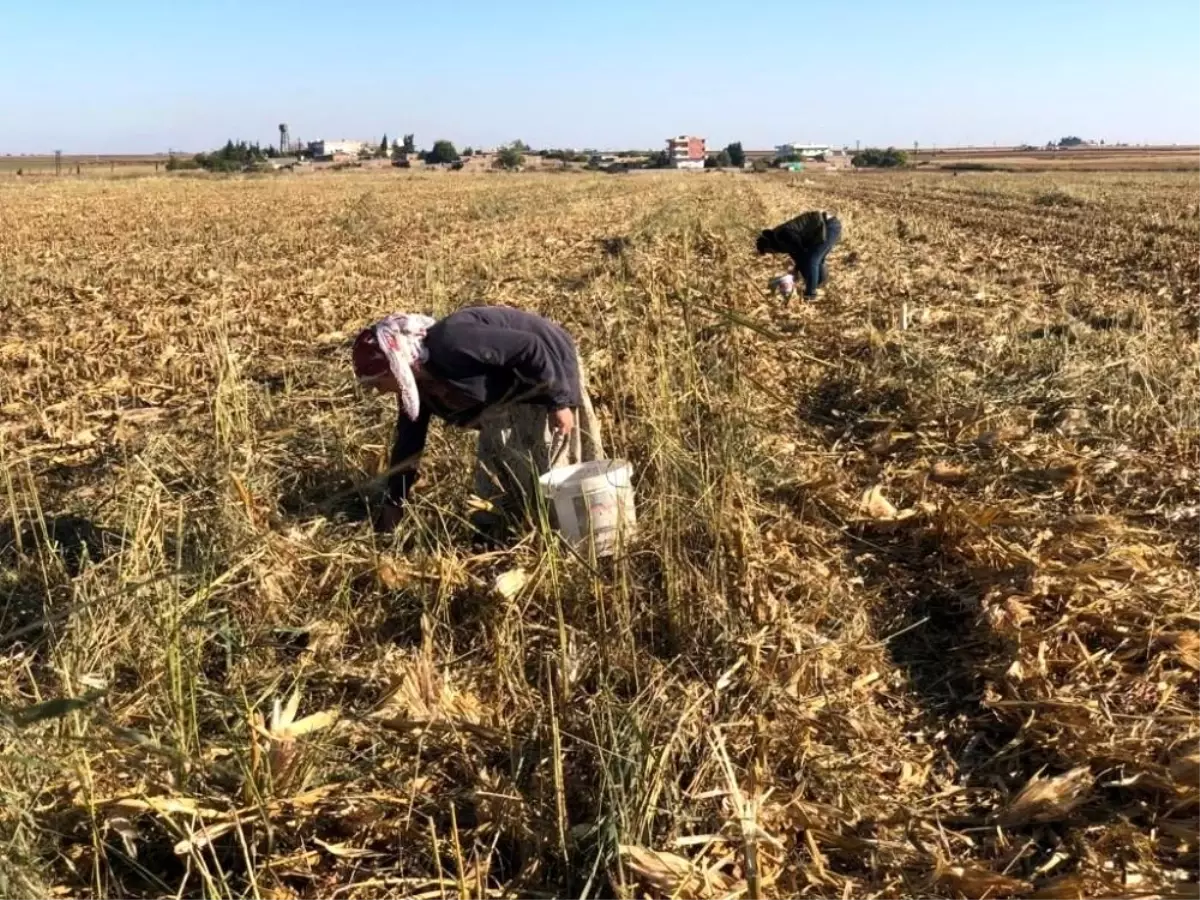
<box><xmin>551</xmin><ymin>407</ymin><xmax>575</xmax><ymax>436</ymax></box>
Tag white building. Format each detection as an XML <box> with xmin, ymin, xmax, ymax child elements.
<box><xmin>307</xmin><ymin>139</ymin><xmax>367</xmax><ymax>159</ymax></box>
<box><xmin>775</xmin><ymin>143</ymin><xmax>832</xmax><ymax>159</ymax></box>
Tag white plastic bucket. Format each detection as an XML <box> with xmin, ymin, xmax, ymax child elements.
<box><xmin>538</xmin><ymin>459</ymin><xmax>636</xmax><ymax>557</ymax></box>
<box><xmin>769</xmin><ymin>273</ymin><xmax>795</xmax><ymax>298</ymax></box>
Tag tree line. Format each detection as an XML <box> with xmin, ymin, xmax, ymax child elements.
<box><xmin>174</xmin><ymin>136</ymin><xmax>938</xmax><ymax>174</ymax></box>
<box><xmin>168</xmin><ymin>139</ymin><xmax>281</xmax><ymax>172</ymax></box>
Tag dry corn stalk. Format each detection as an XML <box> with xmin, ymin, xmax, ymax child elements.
<box><xmin>930</xmin><ymin>460</ymin><xmax>970</xmax><ymax>485</ymax></box>
<box><xmin>1169</xmin><ymin>750</ymin><xmax>1200</xmax><ymax>790</ymax></box>
<box><xmin>1028</xmin><ymin>873</ymin><xmax>1121</xmax><ymax>899</ymax></box>
<box><xmin>372</xmin><ymin>649</ymin><xmax>484</xmax><ymax>726</ymax></box>
<box><xmin>1156</xmin><ymin>631</ymin><xmax>1200</xmax><ymax>671</ymax></box>
<box><xmin>860</xmin><ymin>485</ymin><xmax>898</xmax><ymax>519</ymax></box>
<box><xmin>997</xmin><ymin>766</ymin><xmax>1093</xmax><ymax>826</ymax></box>
<box><xmin>935</xmin><ymin>862</ymin><xmax>1031</xmax><ymax>898</ymax></box>
<box><xmin>619</xmin><ymin>845</ymin><xmax>737</xmax><ymax>900</ymax></box>
<box><xmin>248</xmin><ymin>688</ymin><xmax>340</xmax><ymax>801</ymax></box>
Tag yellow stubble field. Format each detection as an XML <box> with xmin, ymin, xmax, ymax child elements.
<box><xmin>0</xmin><ymin>168</ymin><xmax>1197</xmax><ymax>898</ymax></box>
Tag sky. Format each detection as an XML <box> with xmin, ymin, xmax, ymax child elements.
<box><xmin>2</xmin><ymin>0</ymin><xmax>1197</xmax><ymax>154</ymax></box>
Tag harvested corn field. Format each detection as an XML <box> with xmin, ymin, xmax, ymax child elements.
<box><xmin>1</xmin><ymin>170</ymin><xmax>1197</xmax><ymax>899</ymax></box>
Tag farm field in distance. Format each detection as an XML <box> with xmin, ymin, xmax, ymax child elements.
<box><xmin>911</xmin><ymin>144</ymin><xmax>1199</xmax><ymax>172</ymax></box>
<box><xmin>0</xmin><ymin>153</ymin><xmax>176</xmax><ymax>177</ymax></box>
<box><xmin>0</xmin><ymin>169</ymin><xmax>1197</xmax><ymax>899</ymax></box>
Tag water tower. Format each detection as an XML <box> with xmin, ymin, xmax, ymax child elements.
<box><xmin>278</xmin><ymin>123</ymin><xmax>290</xmax><ymax>155</ymax></box>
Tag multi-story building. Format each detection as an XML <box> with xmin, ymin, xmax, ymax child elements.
<box><xmin>666</xmin><ymin>135</ymin><xmax>706</xmax><ymax>169</ymax></box>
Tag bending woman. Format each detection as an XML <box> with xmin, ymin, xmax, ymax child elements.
<box><xmin>351</xmin><ymin>305</ymin><xmax>605</xmax><ymax>536</ymax></box>
<box><xmin>756</xmin><ymin>209</ymin><xmax>843</xmax><ymax>300</ymax></box>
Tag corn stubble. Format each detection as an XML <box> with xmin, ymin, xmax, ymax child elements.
<box><xmin>0</xmin><ymin>169</ymin><xmax>1196</xmax><ymax>898</ymax></box>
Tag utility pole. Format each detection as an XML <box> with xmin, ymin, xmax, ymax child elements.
<box><xmin>54</xmin><ymin>149</ymin><xmax>62</xmax><ymax>176</ymax></box>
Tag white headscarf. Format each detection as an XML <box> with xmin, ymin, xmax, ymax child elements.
<box><xmin>367</xmin><ymin>313</ymin><xmax>437</xmax><ymax>420</ymax></box>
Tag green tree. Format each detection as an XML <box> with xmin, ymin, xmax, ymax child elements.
<box><xmin>379</xmin><ymin>134</ymin><xmax>389</xmax><ymax>157</ymax></box>
<box><xmin>1058</xmin><ymin>136</ymin><xmax>1084</xmax><ymax>147</ymax></box>
<box><xmin>462</xmin><ymin>146</ymin><xmax>475</xmax><ymax>157</ymax></box>
<box><xmin>494</xmin><ymin>143</ymin><xmax>525</xmax><ymax>170</ymax></box>
<box><xmin>851</xmin><ymin>147</ymin><xmax>908</xmax><ymax>168</ymax></box>
<box><xmin>425</xmin><ymin>140</ymin><xmax>459</xmax><ymax>164</ymax></box>
<box><xmin>402</xmin><ymin>134</ymin><xmax>416</xmax><ymax>154</ymax></box>
<box><xmin>543</xmin><ymin>148</ymin><xmax>589</xmax><ymax>163</ymax></box>
<box><xmin>725</xmin><ymin>142</ymin><xmax>745</xmax><ymax>167</ymax></box>
<box><xmin>510</xmin><ymin>139</ymin><xmax>531</xmax><ymax>152</ymax></box>
<box><xmin>193</xmin><ymin>139</ymin><xmax>269</xmax><ymax>172</ymax></box>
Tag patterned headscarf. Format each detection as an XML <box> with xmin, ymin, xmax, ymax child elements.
<box><xmin>352</xmin><ymin>313</ymin><xmax>438</xmax><ymax>420</ymax></box>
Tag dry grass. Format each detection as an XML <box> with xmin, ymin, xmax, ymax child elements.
<box><xmin>0</xmin><ymin>169</ymin><xmax>1197</xmax><ymax>899</ymax></box>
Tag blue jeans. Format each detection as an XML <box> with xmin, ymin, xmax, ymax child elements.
<box><xmin>796</xmin><ymin>217</ymin><xmax>841</xmax><ymax>297</ymax></box>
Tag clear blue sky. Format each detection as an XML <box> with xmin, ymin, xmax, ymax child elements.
<box><xmin>2</xmin><ymin>0</ymin><xmax>1197</xmax><ymax>154</ymax></box>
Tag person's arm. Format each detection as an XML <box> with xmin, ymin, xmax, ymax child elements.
<box><xmin>378</xmin><ymin>405</ymin><xmax>430</xmax><ymax>531</ymax></box>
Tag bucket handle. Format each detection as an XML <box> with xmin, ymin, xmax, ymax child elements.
<box><xmin>548</xmin><ymin>432</ymin><xmax>569</xmax><ymax>469</ymax></box>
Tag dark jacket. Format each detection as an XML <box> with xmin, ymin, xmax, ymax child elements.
<box><xmin>756</xmin><ymin>211</ymin><xmax>830</xmax><ymax>261</ymax></box>
<box><xmin>386</xmin><ymin>305</ymin><xmax>582</xmax><ymax>504</ymax></box>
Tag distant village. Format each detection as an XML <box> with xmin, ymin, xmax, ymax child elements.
<box><xmin>250</xmin><ymin>129</ymin><xmax>854</xmax><ymax>174</ymax></box>
<box><xmin>4</xmin><ymin>131</ymin><xmax>1166</xmax><ymax>178</ymax></box>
